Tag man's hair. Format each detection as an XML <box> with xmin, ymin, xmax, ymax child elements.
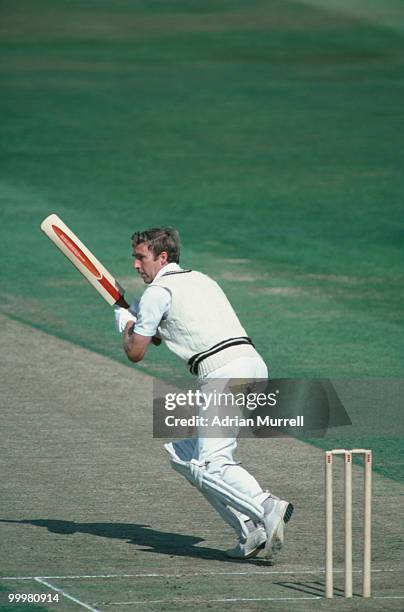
<box><xmin>131</xmin><ymin>227</ymin><xmax>181</xmax><ymax>263</ymax></box>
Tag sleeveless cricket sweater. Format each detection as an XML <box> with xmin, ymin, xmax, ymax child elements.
<box><xmin>150</xmin><ymin>269</ymin><xmax>258</xmax><ymax>376</ymax></box>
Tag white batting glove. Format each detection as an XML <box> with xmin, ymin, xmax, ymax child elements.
<box><xmin>114</xmin><ymin>307</ymin><xmax>137</xmax><ymax>334</ymax></box>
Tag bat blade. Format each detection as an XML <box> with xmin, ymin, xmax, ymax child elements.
<box><xmin>40</xmin><ymin>213</ymin><xmax>127</xmax><ymax>307</ymax></box>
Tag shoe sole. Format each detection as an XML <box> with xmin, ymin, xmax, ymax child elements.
<box><xmin>283</xmin><ymin>502</ymin><xmax>294</xmax><ymax>524</ymax></box>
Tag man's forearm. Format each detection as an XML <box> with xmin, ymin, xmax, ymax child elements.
<box><xmin>123</xmin><ymin>322</ymin><xmax>151</xmax><ymax>362</ymax></box>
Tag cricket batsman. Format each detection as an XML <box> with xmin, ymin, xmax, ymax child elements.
<box><xmin>114</xmin><ymin>227</ymin><xmax>293</xmax><ymax>560</ymax></box>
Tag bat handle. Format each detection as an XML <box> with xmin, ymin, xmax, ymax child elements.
<box><xmin>115</xmin><ymin>296</ymin><xmax>129</xmax><ymax>308</ymax></box>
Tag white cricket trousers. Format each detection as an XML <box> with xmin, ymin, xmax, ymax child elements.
<box><xmin>193</xmin><ymin>355</ymin><xmax>269</xmax><ymax>507</ymax></box>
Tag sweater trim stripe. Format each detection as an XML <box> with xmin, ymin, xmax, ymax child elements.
<box><xmin>188</xmin><ymin>336</ymin><xmax>254</xmax><ymax>375</ymax></box>
<box><xmin>161</xmin><ymin>269</ymin><xmax>193</xmax><ymax>277</ymax></box>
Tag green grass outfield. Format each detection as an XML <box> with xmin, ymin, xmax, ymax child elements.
<box><xmin>1</xmin><ymin>0</ymin><xmax>403</xmax><ymax>482</ymax></box>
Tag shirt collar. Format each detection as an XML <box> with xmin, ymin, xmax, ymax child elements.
<box><xmin>153</xmin><ymin>262</ymin><xmax>182</xmax><ymax>282</ymax></box>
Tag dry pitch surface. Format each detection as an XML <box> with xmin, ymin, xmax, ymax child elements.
<box><xmin>1</xmin><ymin>314</ymin><xmax>403</xmax><ymax>611</ymax></box>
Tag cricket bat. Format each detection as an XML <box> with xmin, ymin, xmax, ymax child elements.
<box><xmin>40</xmin><ymin>213</ymin><xmax>129</xmax><ymax>308</ymax></box>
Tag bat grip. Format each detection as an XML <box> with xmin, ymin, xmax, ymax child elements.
<box><xmin>115</xmin><ymin>296</ymin><xmax>129</xmax><ymax>308</ymax></box>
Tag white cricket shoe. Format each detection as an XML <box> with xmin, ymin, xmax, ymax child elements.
<box><xmin>263</xmin><ymin>499</ymin><xmax>294</xmax><ymax>560</ymax></box>
<box><xmin>225</xmin><ymin>526</ymin><xmax>267</xmax><ymax>559</ymax></box>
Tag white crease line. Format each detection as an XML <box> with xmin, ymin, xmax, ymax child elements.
<box><xmin>93</xmin><ymin>594</ymin><xmax>404</xmax><ymax>607</ymax></box>
<box><xmin>34</xmin><ymin>577</ymin><xmax>101</xmax><ymax>612</ymax></box>
<box><xmin>102</xmin><ymin>596</ymin><xmax>323</xmax><ymax>605</ymax></box>
<box><xmin>374</xmin><ymin>596</ymin><xmax>404</xmax><ymax>599</ymax></box>
<box><xmin>1</xmin><ymin>567</ymin><xmax>400</xmax><ymax>580</ymax></box>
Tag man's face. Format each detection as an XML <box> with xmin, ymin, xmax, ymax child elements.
<box><xmin>132</xmin><ymin>242</ymin><xmax>167</xmax><ymax>284</ymax></box>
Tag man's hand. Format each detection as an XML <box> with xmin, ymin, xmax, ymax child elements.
<box><xmin>114</xmin><ymin>306</ymin><xmax>137</xmax><ymax>334</ymax></box>
<box><xmin>123</xmin><ymin>321</ymin><xmax>152</xmax><ymax>363</ymax></box>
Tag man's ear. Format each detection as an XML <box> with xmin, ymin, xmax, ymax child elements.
<box><xmin>160</xmin><ymin>250</ymin><xmax>169</xmax><ymax>265</ymax></box>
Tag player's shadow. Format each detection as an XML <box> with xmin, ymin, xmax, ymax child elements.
<box><xmin>0</xmin><ymin>518</ymin><xmax>268</xmax><ymax>565</ymax></box>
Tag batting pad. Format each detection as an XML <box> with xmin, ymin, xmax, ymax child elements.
<box><xmin>165</xmin><ymin>441</ymin><xmax>250</xmax><ymax>538</ymax></box>
<box><xmin>165</xmin><ymin>441</ymin><xmax>264</xmax><ymax>526</ymax></box>
<box><xmin>200</xmin><ymin>490</ymin><xmax>249</xmax><ymax>541</ymax></box>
